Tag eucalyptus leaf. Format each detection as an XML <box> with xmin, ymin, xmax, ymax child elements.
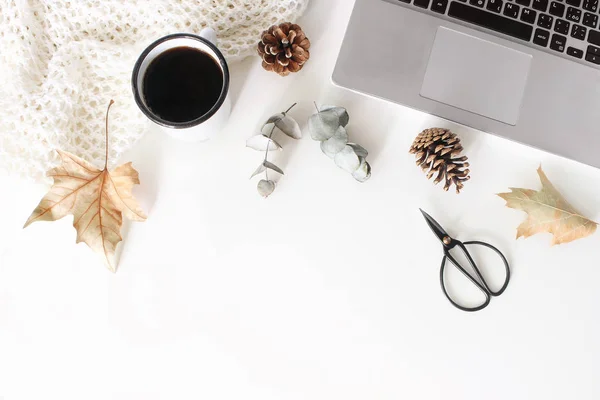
<box><xmin>250</xmin><ymin>160</ymin><xmax>284</xmax><ymax>178</ymax></box>
<box><xmin>250</xmin><ymin>163</ymin><xmax>266</xmax><ymax>179</ymax></box>
<box><xmin>257</xmin><ymin>179</ymin><xmax>276</xmax><ymax>198</ymax></box>
<box><xmin>334</xmin><ymin>145</ymin><xmax>361</xmax><ymax>173</ymax></box>
<box><xmin>275</xmin><ymin>115</ymin><xmax>302</xmax><ymax>139</ymax></box>
<box><xmin>246</xmin><ymin>134</ymin><xmax>282</xmax><ymax>151</ymax></box>
<box><xmin>320</xmin><ymin>105</ymin><xmax>350</xmax><ymax>127</ymax></box>
<box><xmin>320</xmin><ymin>126</ymin><xmax>348</xmax><ymax>158</ymax></box>
<box><xmin>309</xmin><ymin>111</ymin><xmax>340</xmax><ymax>141</ymax></box>
<box><xmin>263</xmin><ymin>160</ymin><xmax>284</xmax><ymax>175</ymax></box>
<box><xmin>347</xmin><ymin>143</ymin><xmax>368</xmax><ymax>158</ymax></box>
<box><xmin>352</xmin><ymin>160</ymin><xmax>371</xmax><ymax>183</ymax></box>
<box><xmin>264</xmin><ymin>113</ymin><xmax>284</xmax><ymax>126</ymax></box>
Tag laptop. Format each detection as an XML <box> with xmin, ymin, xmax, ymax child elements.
<box><xmin>333</xmin><ymin>0</ymin><xmax>600</xmax><ymax>168</ymax></box>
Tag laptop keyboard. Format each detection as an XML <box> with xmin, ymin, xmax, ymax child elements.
<box><xmin>394</xmin><ymin>0</ymin><xmax>600</xmax><ymax>66</ymax></box>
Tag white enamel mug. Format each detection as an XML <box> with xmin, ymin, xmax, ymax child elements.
<box><xmin>132</xmin><ymin>29</ymin><xmax>230</xmax><ymax>142</ymax></box>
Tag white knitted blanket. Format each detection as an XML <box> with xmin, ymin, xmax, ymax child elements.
<box><xmin>0</xmin><ymin>0</ymin><xmax>308</xmax><ymax>181</ymax></box>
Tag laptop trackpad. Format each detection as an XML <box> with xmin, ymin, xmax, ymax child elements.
<box><xmin>420</xmin><ymin>27</ymin><xmax>532</xmax><ymax>126</ymax></box>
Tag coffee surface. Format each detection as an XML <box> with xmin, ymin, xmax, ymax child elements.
<box><xmin>143</xmin><ymin>46</ymin><xmax>223</xmax><ymax>123</ymax></box>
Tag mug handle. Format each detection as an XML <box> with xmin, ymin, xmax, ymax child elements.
<box><xmin>199</xmin><ymin>27</ymin><xmax>217</xmax><ymax>45</ymax></box>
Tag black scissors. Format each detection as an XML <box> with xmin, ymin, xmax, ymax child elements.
<box><xmin>420</xmin><ymin>209</ymin><xmax>510</xmax><ymax>312</ymax></box>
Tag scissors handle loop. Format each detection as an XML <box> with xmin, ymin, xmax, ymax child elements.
<box><xmin>440</xmin><ymin>240</ymin><xmax>510</xmax><ymax>312</ymax></box>
<box><xmin>462</xmin><ymin>241</ymin><xmax>510</xmax><ymax>296</ymax></box>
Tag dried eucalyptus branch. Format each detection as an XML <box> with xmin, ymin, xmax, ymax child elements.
<box><xmin>308</xmin><ymin>103</ymin><xmax>371</xmax><ymax>182</ymax></box>
<box><xmin>247</xmin><ymin>103</ymin><xmax>301</xmax><ymax>197</ymax></box>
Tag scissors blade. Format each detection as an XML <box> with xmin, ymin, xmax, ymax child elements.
<box><xmin>419</xmin><ymin>209</ymin><xmax>450</xmax><ymax>244</ymax></box>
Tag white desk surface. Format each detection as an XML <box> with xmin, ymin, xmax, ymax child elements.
<box><xmin>2</xmin><ymin>1</ymin><xmax>600</xmax><ymax>399</ymax></box>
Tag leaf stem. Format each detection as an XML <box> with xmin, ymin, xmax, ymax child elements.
<box><xmin>260</xmin><ymin>104</ymin><xmax>295</xmax><ymax>182</ymax></box>
<box><xmin>284</xmin><ymin>102</ymin><xmax>297</xmax><ymax>115</ymax></box>
<box><xmin>263</xmin><ymin>124</ymin><xmax>277</xmax><ymax>180</ymax></box>
<box><xmin>263</xmin><ymin>125</ymin><xmax>277</xmax><ymax>161</ymax></box>
<box><xmin>104</xmin><ymin>100</ymin><xmax>115</xmax><ymax>170</ymax></box>
<box><xmin>313</xmin><ymin>101</ymin><xmax>319</xmax><ymax>112</ymax></box>
<box><xmin>266</xmin><ymin>124</ymin><xmax>277</xmax><ymax>139</ymax></box>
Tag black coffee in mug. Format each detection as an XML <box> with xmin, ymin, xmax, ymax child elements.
<box><xmin>142</xmin><ymin>46</ymin><xmax>224</xmax><ymax>123</ymax></box>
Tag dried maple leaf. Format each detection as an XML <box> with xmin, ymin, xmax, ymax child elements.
<box><xmin>497</xmin><ymin>166</ymin><xmax>597</xmax><ymax>245</ymax></box>
<box><xmin>24</xmin><ymin>100</ymin><xmax>147</xmax><ymax>271</ymax></box>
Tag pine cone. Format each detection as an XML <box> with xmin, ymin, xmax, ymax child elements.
<box><xmin>257</xmin><ymin>22</ymin><xmax>310</xmax><ymax>76</ymax></box>
<box><xmin>409</xmin><ymin>128</ymin><xmax>470</xmax><ymax>194</ymax></box>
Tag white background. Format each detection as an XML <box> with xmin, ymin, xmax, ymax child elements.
<box><xmin>2</xmin><ymin>1</ymin><xmax>600</xmax><ymax>399</ymax></box>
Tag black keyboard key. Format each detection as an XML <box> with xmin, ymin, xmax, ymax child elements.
<box><xmin>431</xmin><ymin>0</ymin><xmax>450</xmax><ymax>12</ymax></box>
<box><xmin>414</xmin><ymin>0</ymin><xmax>431</xmax><ymax>8</ymax></box>
<box><xmin>533</xmin><ymin>0</ymin><xmax>549</xmax><ymax>11</ymax></box>
<box><xmin>583</xmin><ymin>0</ymin><xmax>598</xmax><ymax>10</ymax></box>
<box><xmin>550</xmin><ymin>33</ymin><xmax>567</xmax><ymax>51</ymax></box>
<box><xmin>538</xmin><ymin>13</ymin><xmax>554</xmax><ymax>27</ymax></box>
<box><xmin>487</xmin><ymin>0</ymin><xmax>504</xmax><ymax>11</ymax></box>
<box><xmin>567</xmin><ymin>46</ymin><xmax>584</xmax><ymax>57</ymax></box>
<box><xmin>521</xmin><ymin>8</ymin><xmax>537</xmax><ymax>22</ymax></box>
<box><xmin>516</xmin><ymin>0</ymin><xmax>531</xmax><ymax>4</ymax></box>
<box><xmin>470</xmin><ymin>0</ymin><xmax>486</xmax><ymax>6</ymax></box>
<box><xmin>585</xmin><ymin>52</ymin><xmax>600</xmax><ymax>63</ymax></box>
<box><xmin>555</xmin><ymin>18</ymin><xmax>570</xmax><ymax>33</ymax></box>
<box><xmin>589</xmin><ymin>29</ymin><xmax>600</xmax><ymax>45</ymax></box>
<box><xmin>571</xmin><ymin>24</ymin><xmax>587</xmax><ymax>39</ymax></box>
<box><xmin>566</xmin><ymin>7</ymin><xmax>581</xmax><ymax>22</ymax></box>
<box><xmin>448</xmin><ymin>2</ymin><xmax>534</xmax><ymax>40</ymax></box>
<box><xmin>588</xmin><ymin>46</ymin><xmax>600</xmax><ymax>63</ymax></box>
<box><xmin>533</xmin><ymin>27</ymin><xmax>551</xmax><ymax>45</ymax></box>
<box><xmin>549</xmin><ymin>1</ymin><xmax>565</xmax><ymax>15</ymax></box>
<box><xmin>583</xmin><ymin>12</ymin><xmax>598</xmax><ymax>28</ymax></box>
<box><xmin>504</xmin><ymin>2</ymin><xmax>520</xmax><ymax>16</ymax></box>
<box><xmin>398</xmin><ymin>0</ymin><xmax>412</xmax><ymax>2</ymax></box>
<box><xmin>587</xmin><ymin>44</ymin><xmax>600</xmax><ymax>55</ymax></box>
<box><xmin>566</xmin><ymin>0</ymin><xmax>581</xmax><ymax>5</ymax></box>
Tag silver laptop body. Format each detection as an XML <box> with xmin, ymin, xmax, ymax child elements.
<box><xmin>333</xmin><ymin>0</ymin><xmax>600</xmax><ymax>168</ymax></box>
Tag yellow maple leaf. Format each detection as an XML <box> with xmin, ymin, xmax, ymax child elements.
<box><xmin>497</xmin><ymin>166</ymin><xmax>597</xmax><ymax>245</ymax></box>
<box><xmin>24</xmin><ymin>100</ymin><xmax>147</xmax><ymax>271</ymax></box>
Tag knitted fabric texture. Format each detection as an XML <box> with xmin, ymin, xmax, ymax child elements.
<box><xmin>0</xmin><ymin>0</ymin><xmax>309</xmax><ymax>181</ymax></box>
